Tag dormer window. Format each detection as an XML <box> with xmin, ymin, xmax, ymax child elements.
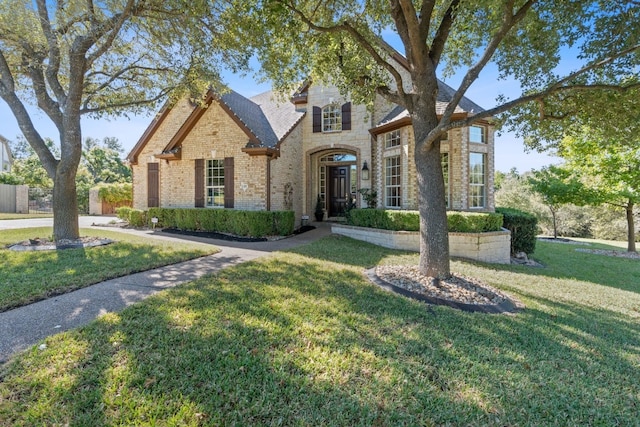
<box><xmin>312</xmin><ymin>102</ymin><xmax>351</xmax><ymax>133</ymax></box>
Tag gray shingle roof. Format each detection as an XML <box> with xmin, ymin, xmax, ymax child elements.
<box><xmin>378</xmin><ymin>80</ymin><xmax>485</xmax><ymax>127</ymax></box>
<box><xmin>215</xmin><ymin>89</ymin><xmax>305</xmax><ymax>149</ymax></box>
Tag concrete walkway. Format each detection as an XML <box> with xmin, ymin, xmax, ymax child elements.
<box><xmin>0</xmin><ymin>219</ymin><xmax>333</xmax><ymax>364</ymax></box>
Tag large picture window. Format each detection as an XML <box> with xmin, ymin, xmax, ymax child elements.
<box><xmin>469</xmin><ymin>153</ymin><xmax>485</xmax><ymax>208</ymax></box>
<box><xmin>322</xmin><ymin>105</ymin><xmax>342</xmax><ymax>132</ymax></box>
<box><xmin>385</xmin><ymin>155</ymin><xmax>401</xmax><ymax>208</ymax></box>
<box><xmin>206</xmin><ymin>159</ymin><xmax>225</xmax><ymax>208</ymax></box>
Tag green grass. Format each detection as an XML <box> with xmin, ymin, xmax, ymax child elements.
<box><xmin>1</xmin><ymin>236</ymin><xmax>639</xmax><ymax>426</ymax></box>
<box><xmin>0</xmin><ymin>213</ymin><xmax>53</xmax><ymax>220</ymax></box>
<box><xmin>0</xmin><ymin>227</ymin><xmax>218</xmax><ymax>312</ymax></box>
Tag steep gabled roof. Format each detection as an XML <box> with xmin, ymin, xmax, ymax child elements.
<box><xmin>127</xmin><ymin>88</ymin><xmax>306</xmax><ymax>163</ymax></box>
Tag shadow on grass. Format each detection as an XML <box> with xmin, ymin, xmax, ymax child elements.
<box><xmin>0</xmin><ymin>240</ymin><xmax>210</xmax><ymax>312</ymax></box>
<box><xmin>2</xmin><ymin>250</ymin><xmax>638</xmax><ymax>425</ymax></box>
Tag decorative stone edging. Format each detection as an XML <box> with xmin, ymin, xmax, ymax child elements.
<box><xmin>364</xmin><ymin>268</ymin><xmax>522</xmax><ymax>314</ymax></box>
<box><xmin>7</xmin><ymin>238</ymin><xmax>114</xmax><ymax>252</ymax></box>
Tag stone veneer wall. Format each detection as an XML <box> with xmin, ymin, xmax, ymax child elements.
<box><xmin>332</xmin><ymin>224</ymin><xmax>511</xmax><ymax>264</ymax></box>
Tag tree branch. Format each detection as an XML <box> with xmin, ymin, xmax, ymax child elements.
<box><xmin>419</xmin><ymin>0</ymin><xmax>436</xmax><ymax>40</ymax></box>
<box><xmin>440</xmin><ymin>0</ymin><xmax>536</xmax><ymax>125</ymax></box>
<box><xmin>429</xmin><ymin>0</ymin><xmax>460</xmax><ymax>67</ymax></box>
<box><xmin>278</xmin><ymin>1</ymin><xmax>409</xmax><ymax>104</ymax></box>
<box><xmin>80</xmin><ymin>87</ymin><xmax>174</xmax><ymax>114</ymax></box>
<box><xmin>35</xmin><ymin>0</ymin><xmax>67</xmax><ymax>104</ymax></box>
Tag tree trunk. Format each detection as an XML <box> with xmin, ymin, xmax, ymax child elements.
<box><xmin>52</xmin><ymin>170</ymin><xmax>80</xmax><ymax>240</ymax></box>
<box><xmin>550</xmin><ymin>206</ymin><xmax>557</xmax><ymax>239</ymax></box>
<box><xmin>413</xmin><ymin>117</ymin><xmax>450</xmax><ymax>279</ymax></box>
<box><xmin>626</xmin><ymin>201</ymin><xmax>636</xmax><ymax>253</ymax></box>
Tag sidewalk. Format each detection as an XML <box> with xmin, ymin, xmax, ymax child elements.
<box><xmin>0</xmin><ymin>222</ymin><xmax>333</xmax><ymax>364</ymax></box>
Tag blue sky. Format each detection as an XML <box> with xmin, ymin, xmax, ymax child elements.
<box><xmin>0</xmin><ymin>35</ymin><xmax>561</xmax><ymax>173</ymax></box>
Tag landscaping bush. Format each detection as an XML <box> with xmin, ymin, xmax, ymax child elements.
<box><xmin>97</xmin><ymin>183</ymin><xmax>133</xmax><ymax>204</ymax></box>
<box><xmin>128</xmin><ymin>209</ymin><xmax>147</xmax><ymax>228</ymax></box>
<box><xmin>115</xmin><ymin>206</ymin><xmax>132</xmax><ymax>221</ymax></box>
<box><xmin>496</xmin><ymin>207</ymin><xmax>537</xmax><ymax>255</ymax></box>
<box><xmin>139</xmin><ymin>208</ymin><xmax>295</xmax><ymax>237</ymax></box>
<box><xmin>347</xmin><ymin>209</ymin><xmax>503</xmax><ymax>233</ymax></box>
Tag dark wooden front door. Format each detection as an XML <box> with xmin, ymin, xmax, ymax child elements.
<box><xmin>328</xmin><ymin>166</ymin><xmax>349</xmax><ymax>217</ymax></box>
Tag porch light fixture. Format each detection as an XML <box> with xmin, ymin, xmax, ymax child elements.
<box><xmin>361</xmin><ymin>161</ymin><xmax>370</xmax><ymax>180</ymax></box>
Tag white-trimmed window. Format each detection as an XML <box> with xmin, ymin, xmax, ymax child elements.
<box><xmin>322</xmin><ymin>105</ymin><xmax>342</xmax><ymax>132</ymax></box>
<box><xmin>384</xmin><ymin>129</ymin><xmax>401</xmax><ymax>149</ymax></box>
<box><xmin>206</xmin><ymin>159</ymin><xmax>225</xmax><ymax>208</ymax></box>
<box><xmin>469</xmin><ymin>125</ymin><xmax>486</xmax><ymax>144</ymax></box>
<box><xmin>441</xmin><ymin>152</ymin><xmax>449</xmax><ymax>208</ymax></box>
<box><xmin>385</xmin><ymin>155</ymin><xmax>401</xmax><ymax>208</ymax></box>
<box><xmin>469</xmin><ymin>153</ymin><xmax>485</xmax><ymax>208</ymax></box>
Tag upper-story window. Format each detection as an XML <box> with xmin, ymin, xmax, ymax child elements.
<box><xmin>469</xmin><ymin>125</ymin><xmax>486</xmax><ymax>144</ymax></box>
<box><xmin>384</xmin><ymin>129</ymin><xmax>401</xmax><ymax>149</ymax></box>
<box><xmin>322</xmin><ymin>105</ymin><xmax>342</xmax><ymax>132</ymax></box>
<box><xmin>312</xmin><ymin>102</ymin><xmax>351</xmax><ymax>133</ymax></box>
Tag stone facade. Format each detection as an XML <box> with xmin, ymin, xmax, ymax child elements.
<box><xmin>128</xmin><ymin>79</ymin><xmax>496</xmax><ymax>228</ymax></box>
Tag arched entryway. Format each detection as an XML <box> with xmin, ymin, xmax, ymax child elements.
<box><xmin>315</xmin><ymin>150</ymin><xmax>358</xmax><ymax>218</ymax></box>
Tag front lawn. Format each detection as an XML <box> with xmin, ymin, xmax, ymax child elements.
<box><xmin>0</xmin><ymin>227</ymin><xmax>218</xmax><ymax>312</ymax></box>
<box><xmin>0</xmin><ymin>236</ymin><xmax>638</xmax><ymax>425</ymax></box>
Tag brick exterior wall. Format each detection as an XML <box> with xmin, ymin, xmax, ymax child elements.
<box><xmin>130</xmin><ymin>81</ymin><xmax>496</xmax><ymax>223</ymax></box>
<box><xmin>132</xmin><ymin>99</ymin><xmax>270</xmax><ymax>211</ymax></box>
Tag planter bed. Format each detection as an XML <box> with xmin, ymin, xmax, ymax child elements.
<box><xmin>332</xmin><ymin>223</ymin><xmax>511</xmax><ymax>264</ymax></box>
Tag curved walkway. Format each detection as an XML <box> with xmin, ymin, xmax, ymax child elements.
<box><xmin>0</xmin><ymin>219</ymin><xmax>332</xmax><ymax>364</ymax></box>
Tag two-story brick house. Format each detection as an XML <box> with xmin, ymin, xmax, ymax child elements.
<box><xmin>127</xmin><ymin>60</ymin><xmax>495</xmax><ymax>227</ymax></box>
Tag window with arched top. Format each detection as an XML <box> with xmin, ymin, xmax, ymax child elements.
<box><xmin>322</xmin><ymin>104</ymin><xmax>342</xmax><ymax>132</ymax></box>
<box><xmin>312</xmin><ymin>102</ymin><xmax>351</xmax><ymax>133</ymax></box>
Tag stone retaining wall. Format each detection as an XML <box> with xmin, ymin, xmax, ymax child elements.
<box><xmin>332</xmin><ymin>224</ymin><xmax>511</xmax><ymax>264</ymax></box>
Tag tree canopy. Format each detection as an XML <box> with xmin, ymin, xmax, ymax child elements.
<box><xmin>0</xmin><ymin>0</ymin><xmax>244</xmax><ymax>240</ymax></box>
<box><xmin>236</xmin><ymin>0</ymin><xmax>639</xmax><ymax>278</ymax></box>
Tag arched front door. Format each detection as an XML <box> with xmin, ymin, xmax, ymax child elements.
<box><xmin>317</xmin><ymin>151</ymin><xmax>357</xmax><ymax>218</ymax></box>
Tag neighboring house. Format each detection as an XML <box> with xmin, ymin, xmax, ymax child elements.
<box><xmin>0</xmin><ymin>135</ymin><xmax>12</xmax><ymax>173</ymax></box>
<box><xmin>127</xmin><ymin>52</ymin><xmax>495</xmax><ymax>227</ymax></box>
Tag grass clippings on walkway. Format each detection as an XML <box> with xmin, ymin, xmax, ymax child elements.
<box><xmin>0</xmin><ymin>236</ymin><xmax>639</xmax><ymax>426</ymax></box>
<box><xmin>0</xmin><ymin>227</ymin><xmax>218</xmax><ymax>312</ymax></box>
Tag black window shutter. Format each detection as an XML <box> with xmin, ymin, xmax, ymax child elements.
<box><xmin>312</xmin><ymin>106</ymin><xmax>322</xmax><ymax>133</ymax></box>
<box><xmin>341</xmin><ymin>102</ymin><xmax>351</xmax><ymax>131</ymax></box>
<box><xmin>194</xmin><ymin>159</ymin><xmax>204</xmax><ymax>207</ymax></box>
<box><xmin>147</xmin><ymin>163</ymin><xmax>159</xmax><ymax>207</ymax></box>
<box><xmin>224</xmin><ymin>157</ymin><xmax>234</xmax><ymax>208</ymax></box>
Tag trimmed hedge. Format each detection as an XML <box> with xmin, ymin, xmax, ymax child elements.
<box><xmin>496</xmin><ymin>207</ymin><xmax>537</xmax><ymax>255</ymax></box>
<box><xmin>143</xmin><ymin>208</ymin><xmax>295</xmax><ymax>237</ymax></box>
<box><xmin>346</xmin><ymin>209</ymin><xmax>503</xmax><ymax>233</ymax></box>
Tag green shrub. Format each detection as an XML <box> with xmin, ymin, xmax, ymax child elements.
<box><xmin>115</xmin><ymin>206</ymin><xmax>132</xmax><ymax>221</ymax></box>
<box><xmin>128</xmin><ymin>209</ymin><xmax>147</xmax><ymax>228</ymax></box>
<box><xmin>496</xmin><ymin>207</ymin><xmax>537</xmax><ymax>255</ymax></box>
<box><xmin>97</xmin><ymin>183</ymin><xmax>133</xmax><ymax>204</ymax></box>
<box><xmin>139</xmin><ymin>208</ymin><xmax>295</xmax><ymax>237</ymax></box>
<box><xmin>347</xmin><ymin>209</ymin><xmax>503</xmax><ymax>233</ymax></box>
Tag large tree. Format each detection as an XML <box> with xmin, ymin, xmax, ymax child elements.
<box><xmin>0</xmin><ymin>0</ymin><xmax>240</xmax><ymax>240</ymax></box>
<box><xmin>559</xmin><ymin>128</ymin><xmax>640</xmax><ymax>252</ymax></box>
<box><xmin>241</xmin><ymin>0</ymin><xmax>639</xmax><ymax>278</ymax></box>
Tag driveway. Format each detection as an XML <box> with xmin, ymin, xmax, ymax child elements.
<box><xmin>0</xmin><ymin>215</ymin><xmax>116</xmax><ymax>230</ymax></box>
